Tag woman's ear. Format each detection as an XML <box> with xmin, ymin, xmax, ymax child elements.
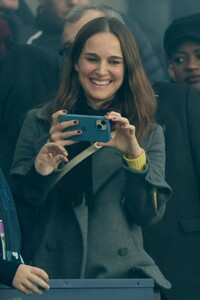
<box><xmin>168</xmin><ymin>64</ymin><xmax>176</xmax><ymax>82</ymax></box>
<box><xmin>74</xmin><ymin>65</ymin><xmax>78</xmax><ymax>72</ymax></box>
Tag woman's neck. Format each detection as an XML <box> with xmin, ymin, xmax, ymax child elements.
<box><xmin>85</xmin><ymin>94</ymin><xmax>115</xmax><ymax>111</ymax></box>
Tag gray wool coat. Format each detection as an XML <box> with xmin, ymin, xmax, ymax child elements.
<box><xmin>10</xmin><ymin>103</ymin><xmax>172</xmax><ymax>289</ymax></box>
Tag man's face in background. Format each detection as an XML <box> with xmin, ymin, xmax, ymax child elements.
<box><xmin>62</xmin><ymin>9</ymin><xmax>104</xmax><ymax>44</ymax></box>
<box><xmin>39</xmin><ymin>0</ymin><xmax>90</xmax><ymax>21</ymax></box>
<box><xmin>63</xmin><ymin>0</ymin><xmax>90</xmax><ymax>15</ymax></box>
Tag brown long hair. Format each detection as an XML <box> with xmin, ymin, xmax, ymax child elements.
<box><xmin>54</xmin><ymin>17</ymin><xmax>156</xmax><ymax>141</ymax></box>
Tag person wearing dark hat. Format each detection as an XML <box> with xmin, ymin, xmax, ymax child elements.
<box><xmin>143</xmin><ymin>80</ymin><xmax>200</xmax><ymax>300</ymax></box>
<box><xmin>141</xmin><ymin>13</ymin><xmax>200</xmax><ymax>300</ymax></box>
<box><xmin>164</xmin><ymin>13</ymin><xmax>200</xmax><ymax>90</ymax></box>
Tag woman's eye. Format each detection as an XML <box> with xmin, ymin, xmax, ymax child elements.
<box><xmin>110</xmin><ymin>60</ymin><xmax>121</xmax><ymax>65</ymax></box>
<box><xmin>86</xmin><ymin>57</ymin><xmax>97</xmax><ymax>63</ymax></box>
<box><xmin>173</xmin><ymin>57</ymin><xmax>185</xmax><ymax>65</ymax></box>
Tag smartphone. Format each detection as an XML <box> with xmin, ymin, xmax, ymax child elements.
<box><xmin>58</xmin><ymin>114</ymin><xmax>111</xmax><ymax>142</ymax></box>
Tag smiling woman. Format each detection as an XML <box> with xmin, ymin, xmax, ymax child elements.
<box><xmin>76</xmin><ymin>31</ymin><xmax>124</xmax><ymax>108</ymax></box>
<box><xmin>10</xmin><ymin>17</ymin><xmax>171</xmax><ymax>299</ymax></box>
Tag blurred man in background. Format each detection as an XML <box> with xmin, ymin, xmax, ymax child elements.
<box><xmin>0</xmin><ymin>0</ymin><xmax>36</xmax><ymax>43</ymax></box>
<box><xmin>27</xmin><ymin>0</ymin><xmax>89</xmax><ymax>51</ymax></box>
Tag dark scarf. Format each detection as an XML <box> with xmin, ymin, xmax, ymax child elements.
<box><xmin>0</xmin><ymin>18</ymin><xmax>10</xmax><ymax>63</ymax></box>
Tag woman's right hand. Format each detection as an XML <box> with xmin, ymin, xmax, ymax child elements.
<box><xmin>35</xmin><ymin>110</ymin><xmax>83</xmax><ymax>175</ymax></box>
<box><xmin>49</xmin><ymin>110</ymin><xmax>82</xmax><ymax>146</ymax></box>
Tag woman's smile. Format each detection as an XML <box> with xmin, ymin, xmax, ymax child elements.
<box><xmin>90</xmin><ymin>79</ymin><xmax>112</xmax><ymax>86</ymax></box>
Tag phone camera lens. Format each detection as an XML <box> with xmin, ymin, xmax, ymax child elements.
<box><xmin>97</xmin><ymin>124</ymin><xmax>102</xmax><ymax>129</ymax></box>
<box><xmin>101</xmin><ymin>120</ymin><xmax>106</xmax><ymax>125</ymax></box>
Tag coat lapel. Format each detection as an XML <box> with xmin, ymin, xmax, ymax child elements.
<box><xmin>73</xmin><ymin>146</ymin><xmax>122</xmax><ymax>277</ymax></box>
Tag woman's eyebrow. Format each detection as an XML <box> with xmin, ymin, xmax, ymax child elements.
<box><xmin>82</xmin><ymin>53</ymin><xmax>123</xmax><ymax>60</ymax></box>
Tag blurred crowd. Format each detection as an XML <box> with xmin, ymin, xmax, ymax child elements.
<box><xmin>1</xmin><ymin>1</ymin><xmax>200</xmax><ymax>300</ymax></box>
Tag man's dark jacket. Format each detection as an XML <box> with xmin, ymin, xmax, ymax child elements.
<box><xmin>28</xmin><ymin>5</ymin><xmax>63</xmax><ymax>51</ymax></box>
<box><xmin>0</xmin><ymin>41</ymin><xmax>63</xmax><ymax>184</ymax></box>
<box><xmin>143</xmin><ymin>81</ymin><xmax>200</xmax><ymax>300</ymax></box>
<box><xmin>2</xmin><ymin>0</ymin><xmax>36</xmax><ymax>44</ymax></box>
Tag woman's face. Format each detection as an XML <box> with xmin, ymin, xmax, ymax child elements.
<box><xmin>169</xmin><ymin>40</ymin><xmax>200</xmax><ymax>90</ymax></box>
<box><xmin>75</xmin><ymin>32</ymin><xmax>124</xmax><ymax>109</ymax></box>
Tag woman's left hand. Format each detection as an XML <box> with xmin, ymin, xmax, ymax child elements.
<box><xmin>97</xmin><ymin>112</ymin><xmax>143</xmax><ymax>159</ymax></box>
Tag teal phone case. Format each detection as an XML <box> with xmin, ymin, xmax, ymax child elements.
<box><xmin>58</xmin><ymin>114</ymin><xmax>111</xmax><ymax>142</ymax></box>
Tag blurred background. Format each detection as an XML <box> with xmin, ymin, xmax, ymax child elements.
<box><xmin>9</xmin><ymin>0</ymin><xmax>200</xmax><ymax>81</ymax></box>
<box><xmin>24</xmin><ymin>0</ymin><xmax>128</xmax><ymax>15</ymax></box>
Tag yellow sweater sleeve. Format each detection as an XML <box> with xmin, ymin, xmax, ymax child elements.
<box><xmin>123</xmin><ymin>151</ymin><xmax>157</xmax><ymax>209</ymax></box>
<box><xmin>123</xmin><ymin>150</ymin><xmax>146</xmax><ymax>171</ymax></box>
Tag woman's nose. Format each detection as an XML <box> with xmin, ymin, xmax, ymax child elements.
<box><xmin>185</xmin><ymin>56</ymin><xmax>200</xmax><ymax>70</ymax></box>
<box><xmin>96</xmin><ymin>62</ymin><xmax>108</xmax><ymax>76</ymax></box>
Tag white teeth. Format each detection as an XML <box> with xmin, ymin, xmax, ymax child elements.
<box><xmin>91</xmin><ymin>79</ymin><xmax>111</xmax><ymax>86</ymax></box>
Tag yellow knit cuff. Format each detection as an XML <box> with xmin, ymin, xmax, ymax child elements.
<box><xmin>153</xmin><ymin>187</ymin><xmax>157</xmax><ymax>209</ymax></box>
<box><xmin>123</xmin><ymin>150</ymin><xmax>146</xmax><ymax>171</ymax></box>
